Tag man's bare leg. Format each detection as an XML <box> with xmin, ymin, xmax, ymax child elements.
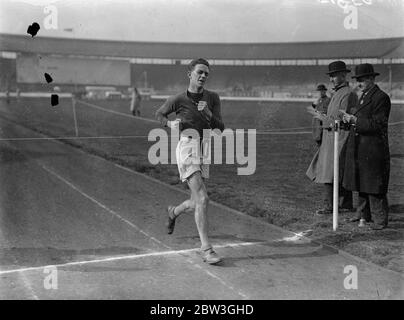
<box><xmin>167</xmin><ymin>172</ymin><xmax>209</xmax><ymax>244</ymax></box>
<box><xmin>173</xmin><ymin>198</ymin><xmax>196</xmax><ymax>218</ymax></box>
<box><xmin>188</xmin><ymin>172</ymin><xmax>221</xmax><ymax>264</ymax></box>
<box><xmin>166</xmin><ymin>171</ymin><xmax>221</xmax><ymax>264</ymax></box>
<box><xmin>186</xmin><ymin>172</ymin><xmax>210</xmax><ymax>249</ymax></box>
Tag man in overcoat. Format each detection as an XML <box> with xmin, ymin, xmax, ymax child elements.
<box><xmin>306</xmin><ymin>61</ymin><xmax>357</xmax><ymax>215</ymax></box>
<box><xmin>340</xmin><ymin>63</ymin><xmax>391</xmax><ymax>230</ymax></box>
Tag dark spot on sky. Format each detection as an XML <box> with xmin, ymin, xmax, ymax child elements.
<box><xmin>27</xmin><ymin>22</ymin><xmax>40</xmax><ymax>37</ymax></box>
<box><xmin>44</xmin><ymin>73</ymin><xmax>53</xmax><ymax>83</ymax></box>
<box><xmin>51</xmin><ymin>94</ymin><xmax>59</xmax><ymax>106</ymax></box>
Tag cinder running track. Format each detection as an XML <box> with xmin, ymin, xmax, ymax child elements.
<box><xmin>0</xmin><ymin>117</ymin><xmax>402</xmax><ymax>300</ymax></box>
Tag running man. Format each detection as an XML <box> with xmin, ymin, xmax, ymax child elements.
<box><xmin>155</xmin><ymin>58</ymin><xmax>225</xmax><ymax>264</ymax></box>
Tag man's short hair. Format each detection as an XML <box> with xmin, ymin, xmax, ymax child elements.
<box><xmin>188</xmin><ymin>58</ymin><xmax>210</xmax><ymax>71</ymax></box>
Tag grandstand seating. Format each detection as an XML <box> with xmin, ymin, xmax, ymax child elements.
<box><xmin>2</xmin><ymin>56</ymin><xmax>404</xmax><ymax>99</ymax></box>
<box><xmin>131</xmin><ymin>63</ymin><xmax>404</xmax><ymax>98</ymax></box>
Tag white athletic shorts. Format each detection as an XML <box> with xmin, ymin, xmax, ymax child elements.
<box><xmin>175</xmin><ymin>136</ymin><xmax>210</xmax><ymax>182</ymax></box>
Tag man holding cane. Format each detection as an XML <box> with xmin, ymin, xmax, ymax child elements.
<box><xmin>306</xmin><ymin>61</ymin><xmax>357</xmax><ymax>215</ymax></box>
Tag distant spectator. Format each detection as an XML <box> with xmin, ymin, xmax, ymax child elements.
<box><xmin>5</xmin><ymin>80</ymin><xmax>11</xmax><ymax>104</ymax></box>
<box><xmin>311</xmin><ymin>84</ymin><xmax>331</xmax><ymax>146</ymax></box>
<box><xmin>130</xmin><ymin>87</ymin><xmax>142</xmax><ymax>116</ymax></box>
<box><xmin>5</xmin><ymin>89</ymin><xmax>10</xmax><ymax>104</ymax></box>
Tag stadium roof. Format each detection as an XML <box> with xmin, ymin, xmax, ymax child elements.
<box><xmin>0</xmin><ymin>33</ymin><xmax>403</xmax><ymax>60</ymax></box>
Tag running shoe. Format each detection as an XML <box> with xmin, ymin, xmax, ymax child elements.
<box><xmin>166</xmin><ymin>205</ymin><xmax>176</xmax><ymax>234</ymax></box>
<box><xmin>201</xmin><ymin>248</ymin><xmax>222</xmax><ymax>265</ymax></box>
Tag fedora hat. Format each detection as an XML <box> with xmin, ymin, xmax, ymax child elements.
<box><xmin>326</xmin><ymin>60</ymin><xmax>351</xmax><ymax>75</ymax></box>
<box><xmin>352</xmin><ymin>63</ymin><xmax>380</xmax><ymax>79</ymax></box>
<box><xmin>316</xmin><ymin>84</ymin><xmax>327</xmax><ymax>91</ymax></box>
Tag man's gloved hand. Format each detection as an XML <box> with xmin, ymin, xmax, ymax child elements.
<box><xmin>339</xmin><ymin>110</ymin><xmax>357</xmax><ymax>124</ymax></box>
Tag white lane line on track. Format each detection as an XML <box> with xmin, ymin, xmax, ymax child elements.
<box><xmin>256</xmin><ymin>131</ymin><xmax>311</xmax><ymax>135</ymax></box>
<box><xmin>18</xmin><ymin>272</ymin><xmax>39</xmax><ymax>300</ymax></box>
<box><xmin>389</xmin><ymin>120</ymin><xmax>404</xmax><ymax>126</ymax></box>
<box><xmin>0</xmin><ymin>241</ymin><xmax>266</xmax><ymax>276</ymax></box>
<box><xmin>39</xmin><ymin>164</ymin><xmax>170</xmax><ymax>250</ymax></box>
<box><xmin>36</xmin><ymin>162</ymin><xmax>250</xmax><ymax>299</ymax></box>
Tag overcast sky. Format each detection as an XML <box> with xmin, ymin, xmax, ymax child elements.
<box><xmin>1</xmin><ymin>0</ymin><xmax>403</xmax><ymax>43</ymax></box>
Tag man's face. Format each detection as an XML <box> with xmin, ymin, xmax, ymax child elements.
<box><xmin>356</xmin><ymin>77</ymin><xmax>374</xmax><ymax>91</ymax></box>
<box><xmin>319</xmin><ymin>89</ymin><xmax>327</xmax><ymax>98</ymax></box>
<box><xmin>188</xmin><ymin>64</ymin><xmax>209</xmax><ymax>89</ymax></box>
<box><xmin>329</xmin><ymin>72</ymin><xmax>346</xmax><ymax>87</ymax></box>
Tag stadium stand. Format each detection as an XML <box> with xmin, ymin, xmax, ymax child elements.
<box><xmin>1</xmin><ymin>33</ymin><xmax>403</xmax><ymax>99</ymax></box>
<box><xmin>131</xmin><ymin>64</ymin><xmax>404</xmax><ymax>98</ymax></box>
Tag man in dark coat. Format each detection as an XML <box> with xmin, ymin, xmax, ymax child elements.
<box><xmin>340</xmin><ymin>63</ymin><xmax>391</xmax><ymax>230</ymax></box>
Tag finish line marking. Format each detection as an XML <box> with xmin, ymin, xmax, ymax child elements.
<box><xmin>0</xmin><ymin>241</ymin><xmax>268</xmax><ymax>276</ymax></box>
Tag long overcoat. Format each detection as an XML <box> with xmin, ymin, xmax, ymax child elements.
<box><xmin>306</xmin><ymin>84</ymin><xmax>357</xmax><ymax>183</ymax></box>
<box><xmin>341</xmin><ymin>85</ymin><xmax>391</xmax><ymax>194</ymax></box>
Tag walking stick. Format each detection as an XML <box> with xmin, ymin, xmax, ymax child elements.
<box><xmin>333</xmin><ymin>120</ymin><xmax>340</xmax><ymax>231</ymax></box>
